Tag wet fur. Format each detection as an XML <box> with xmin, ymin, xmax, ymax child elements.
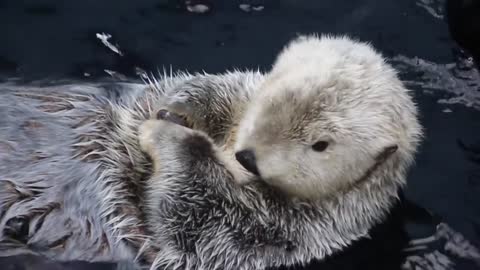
<box><xmin>0</xmin><ymin>71</ymin><xmax>267</xmax><ymax>267</ymax></box>
<box><xmin>0</xmin><ymin>35</ymin><xmax>422</xmax><ymax>270</ymax></box>
<box><xmin>139</xmin><ymin>35</ymin><xmax>423</xmax><ymax>269</ymax></box>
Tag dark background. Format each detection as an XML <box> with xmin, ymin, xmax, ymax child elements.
<box><xmin>0</xmin><ymin>0</ymin><xmax>479</xmax><ymax>269</ymax></box>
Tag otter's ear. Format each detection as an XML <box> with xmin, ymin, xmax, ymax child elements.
<box><xmin>375</xmin><ymin>145</ymin><xmax>398</xmax><ymax>163</ymax></box>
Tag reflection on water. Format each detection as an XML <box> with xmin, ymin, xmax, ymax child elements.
<box><xmin>416</xmin><ymin>0</ymin><xmax>445</xmax><ymax>19</ymax></box>
<box><xmin>392</xmin><ymin>54</ymin><xmax>480</xmax><ymax>111</ymax></box>
<box><xmin>403</xmin><ymin>223</ymin><xmax>480</xmax><ymax>269</ymax></box>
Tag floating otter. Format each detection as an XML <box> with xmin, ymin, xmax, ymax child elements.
<box><xmin>0</xmin><ymin>35</ymin><xmax>422</xmax><ymax>270</ymax></box>
<box><xmin>157</xmin><ymin>34</ymin><xmax>423</xmax><ymax>199</ymax></box>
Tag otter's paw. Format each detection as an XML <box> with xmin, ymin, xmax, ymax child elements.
<box><xmin>161</xmin><ymin>97</ymin><xmax>201</xmax><ymax>129</ymax></box>
<box><xmin>156</xmin><ymin>109</ymin><xmax>189</xmax><ymax>127</ymax></box>
<box><xmin>138</xmin><ymin>119</ymin><xmax>193</xmax><ymax>154</ymax></box>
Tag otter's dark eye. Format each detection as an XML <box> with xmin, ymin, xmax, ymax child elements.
<box><xmin>312</xmin><ymin>141</ymin><xmax>329</xmax><ymax>152</ymax></box>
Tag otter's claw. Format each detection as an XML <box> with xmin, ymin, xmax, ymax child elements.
<box><xmin>156</xmin><ymin>109</ymin><xmax>189</xmax><ymax>127</ymax></box>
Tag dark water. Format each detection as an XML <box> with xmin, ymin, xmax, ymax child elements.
<box><xmin>0</xmin><ymin>0</ymin><xmax>479</xmax><ymax>269</ymax></box>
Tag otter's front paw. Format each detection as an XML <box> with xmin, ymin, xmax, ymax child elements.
<box><xmin>161</xmin><ymin>97</ymin><xmax>201</xmax><ymax>129</ymax></box>
<box><xmin>138</xmin><ymin>119</ymin><xmax>193</xmax><ymax>155</ymax></box>
<box><xmin>156</xmin><ymin>109</ymin><xmax>189</xmax><ymax>127</ymax></box>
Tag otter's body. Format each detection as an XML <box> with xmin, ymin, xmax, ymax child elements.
<box><xmin>0</xmin><ymin>72</ymin><xmax>266</xmax><ymax>267</ymax></box>
<box><xmin>0</xmin><ymin>35</ymin><xmax>422</xmax><ymax>270</ymax></box>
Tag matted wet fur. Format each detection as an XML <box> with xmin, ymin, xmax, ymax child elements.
<box><xmin>0</xmin><ymin>35</ymin><xmax>422</xmax><ymax>270</ymax></box>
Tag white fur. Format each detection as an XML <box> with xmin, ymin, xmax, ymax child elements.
<box><xmin>235</xmin><ymin>34</ymin><xmax>423</xmax><ymax>199</ymax></box>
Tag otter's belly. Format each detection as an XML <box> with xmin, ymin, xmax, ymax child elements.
<box><xmin>0</xmin><ymin>84</ymin><xmax>138</xmax><ymax>262</ymax></box>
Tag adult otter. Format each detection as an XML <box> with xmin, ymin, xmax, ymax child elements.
<box><xmin>0</xmin><ymin>35</ymin><xmax>422</xmax><ymax>269</ymax></box>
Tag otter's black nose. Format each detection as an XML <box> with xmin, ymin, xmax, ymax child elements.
<box><xmin>235</xmin><ymin>149</ymin><xmax>260</xmax><ymax>176</ymax></box>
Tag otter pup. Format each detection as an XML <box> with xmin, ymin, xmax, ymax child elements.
<box><xmin>136</xmin><ymin>34</ymin><xmax>423</xmax><ymax>268</ymax></box>
<box><xmin>0</xmin><ymin>35</ymin><xmax>422</xmax><ymax>270</ymax></box>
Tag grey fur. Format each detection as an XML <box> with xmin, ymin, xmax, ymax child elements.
<box><xmin>0</xmin><ymin>35</ymin><xmax>422</xmax><ymax>270</ymax></box>
<box><xmin>137</xmin><ymin>35</ymin><xmax>423</xmax><ymax>269</ymax></box>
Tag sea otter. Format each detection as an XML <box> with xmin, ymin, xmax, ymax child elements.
<box><xmin>0</xmin><ymin>35</ymin><xmax>422</xmax><ymax>270</ymax></box>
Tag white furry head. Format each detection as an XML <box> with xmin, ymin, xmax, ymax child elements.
<box><xmin>235</xmin><ymin>34</ymin><xmax>423</xmax><ymax>199</ymax></box>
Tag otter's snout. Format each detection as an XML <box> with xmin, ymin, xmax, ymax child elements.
<box><xmin>235</xmin><ymin>149</ymin><xmax>260</xmax><ymax>176</ymax></box>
